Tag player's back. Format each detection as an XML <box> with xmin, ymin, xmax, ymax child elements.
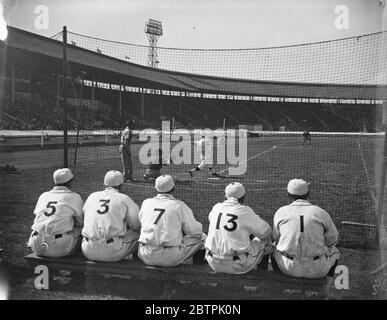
<box><xmin>32</xmin><ymin>187</ymin><xmax>83</xmax><ymax>235</ymax></box>
<box><xmin>83</xmin><ymin>188</ymin><xmax>139</xmax><ymax>240</ymax></box>
<box><xmin>206</xmin><ymin>199</ymin><xmax>271</xmax><ymax>256</ymax></box>
<box><xmin>139</xmin><ymin>194</ymin><xmax>199</xmax><ymax>247</ymax></box>
<box><xmin>274</xmin><ymin>200</ymin><xmax>338</xmax><ymax>259</ymax></box>
<box><xmin>121</xmin><ymin>127</ymin><xmax>132</xmax><ymax>147</ymax></box>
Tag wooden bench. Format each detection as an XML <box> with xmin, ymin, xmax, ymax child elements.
<box><xmin>25</xmin><ymin>253</ymin><xmax>328</xmax><ymax>299</ymax></box>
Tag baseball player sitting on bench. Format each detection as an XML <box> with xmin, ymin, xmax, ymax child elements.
<box><xmin>138</xmin><ymin>175</ymin><xmax>206</xmax><ymax>267</ymax></box>
<box><xmin>28</xmin><ymin>168</ymin><xmax>84</xmax><ymax>258</ymax></box>
<box><xmin>272</xmin><ymin>178</ymin><xmax>340</xmax><ymax>279</ymax></box>
<box><xmin>205</xmin><ymin>182</ymin><xmax>272</xmax><ymax>274</ymax></box>
<box><xmin>82</xmin><ymin>170</ymin><xmax>141</xmax><ymax>262</ymax></box>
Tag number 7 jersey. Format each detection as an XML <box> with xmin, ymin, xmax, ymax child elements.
<box><xmin>138</xmin><ymin>193</ymin><xmax>203</xmax><ymax>247</ymax></box>
<box><xmin>205</xmin><ymin>198</ymin><xmax>271</xmax><ymax>256</ymax></box>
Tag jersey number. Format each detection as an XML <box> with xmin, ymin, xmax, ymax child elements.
<box><xmin>215</xmin><ymin>213</ymin><xmax>238</xmax><ymax>232</ymax></box>
<box><xmin>97</xmin><ymin>199</ymin><xmax>110</xmax><ymax>215</ymax></box>
<box><xmin>300</xmin><ymin>215</ymin><xmax>304</xmax><ymax>232</ymax></box>
<box><xmin>153</xmin><ymin>208</ymin><xmax>166</xmax><ymax>224</ymax></box>
<box><xmin>44</xmin><ymin>201</ymin><xmax>57</xmax><ymax>217</ymax></box>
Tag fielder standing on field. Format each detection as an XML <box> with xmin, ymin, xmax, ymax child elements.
<box><xmin>120</xmin><ymin>120</ymin><xmax>134</xmax><ymax>181</ymax></box>
<box><xmin>82</xmin><ymin>170</ymin><xmax>141</xmax><ymax>262</ymax></box>
<box><xmin>205</xmin><ymin>182</ymin><xmax>272</xmax><ymax>274</ymax></box>
<box><xmin>301</xmin><ymin>130</ymin><xmax>311</xmax><ymax>147</ymax></box>
<box><xmin>138</xmin><ymin>175</ymin><xmax>206</xmax><ymax>267</ymax></box>
<box><xmin>272</xmin><ymin>178</ymin><xmax>339</xmax><ymax>279</ymax></box>
<box><xmin>28</xmin><ymin>168</ymin><xmax>84</xmax><ymax>258</ymax></box>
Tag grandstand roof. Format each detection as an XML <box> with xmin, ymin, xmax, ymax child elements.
<box><xmin>1</xmin><ymin>26</ymin><xmax>387</xmax><ymax>101</ymax></box>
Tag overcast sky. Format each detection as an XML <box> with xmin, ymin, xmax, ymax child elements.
<box><xmin>2</xmin><ymin>0</ymin><xmax>386</xmax><ymax>49</ymax></box>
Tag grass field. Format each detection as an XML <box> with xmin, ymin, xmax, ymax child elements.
<box><xmin>0</xmin><ymin>134</ymin><xmax>385</xmax><ymax>299</ymax></box>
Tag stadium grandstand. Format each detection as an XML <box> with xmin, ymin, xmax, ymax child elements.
<box><xmin>0</xmin><ymin>26</ymin><xmax>386</xmax><ymax>132</ymax></box>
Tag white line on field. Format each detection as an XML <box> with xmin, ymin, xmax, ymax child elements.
<box><xmin>217</xmin><ymin>143</ymin><xmax>285</xmax><ymax>175</ymax></box>
<box><xmin>356</xmin><ymin>140</ymin><xmax>377</xmax><ymax>205</ymax></box>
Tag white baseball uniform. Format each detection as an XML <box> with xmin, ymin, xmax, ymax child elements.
<box><xmin>196</xmin><ymin>137</ymin><xmax>212</xmax><ymax>169</ymax></box>
<box><xmin>205</xmin><ymin>198</ymin><xmax>272</xmax><ymax>274</ymax></box>
<box><xmin>82</xmin><ymin>187</ymin><xmax>140</xmax><ymax>262</ymax></box>
<box><xmin>138</xmin><ymin>193</ymin><xmax>206</xmax><ymax>267</ymax></box>
<box><xmin>29</xmin><ymin>186</ymin><xmax>84</xmax><ymax>258</ymax></box>
<box><xmin>272</xmin><ymin>199</ymin><xmax>340</xmax><ymax>278</ymax></box>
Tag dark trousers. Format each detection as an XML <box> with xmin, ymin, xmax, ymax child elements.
<box><xmin>120</xmin><ymin>146</ymin><xmax>132</xmax><ymax>180</ymax></box>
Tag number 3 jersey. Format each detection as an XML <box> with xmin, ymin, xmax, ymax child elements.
<box><xmin>32</xmin><ymin>186</ymin><xmax>84</xmax><ymax>235</ymax></box>
<box><xmin>273</xmin><ymin>199</ymin><xmax>339</xmax><ymax>259</ymax></box>
<box><xmin>82</xmin><ymin>187</ymin><xmax>140</xmax><ymax>240</ymax></box>
<box><xmin>205</xmin><ymin>198</ymin><xmax>271</xmax><ymax>256</ymax></box>
<box><xmin>138</xmin><ymin>194</ymin><xmax>203</xmax><ymax>247</ymax></box>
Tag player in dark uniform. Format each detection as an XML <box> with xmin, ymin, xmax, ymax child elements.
<box><xmin>302</xmin><ymin>130</ymin><xmax>311</xmax><ymax>147</ymax></box>
<box><xmin>144</xmin><ymin>148</ymin><xmax>170</xmax><ymax>181</ymax></box>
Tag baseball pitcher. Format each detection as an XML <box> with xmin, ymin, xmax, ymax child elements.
<box><xmin>138</xmin><ymin>175</ymin><xmax>206</xmax><ymax>267</ymax></box>
<box><xmin>28</xmin><ymin>168</ymin><xmax>84</xmax><ymax>258</ymax></box>
<box><xmin>82</xmin><ymin>170</ymin><xmax>141</xmax><ymax>262</ymax></box>
<box><xmin>205</xmin><ymin>182</ymin><xmax>272</xmax><ymax>274</ymax></box>
<box><xmin>272</xmin><ymin>178</ymin><xmax>340</xmax><ymax>278</ymax></box>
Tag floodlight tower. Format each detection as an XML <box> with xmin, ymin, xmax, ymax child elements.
<box><xmin>145</xmin><ymin>19</ymin><xmax>163</xmax><ymax>68</ymax></box>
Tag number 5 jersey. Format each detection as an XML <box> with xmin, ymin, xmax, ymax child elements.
<box><xmin>32</xmin><ymin>186</ymin><xmax>84</xmax><ymax>236</ymax></box>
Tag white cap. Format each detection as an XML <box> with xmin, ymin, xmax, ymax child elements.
<box><xmin>287</xmin><ymin>179</ymin><xmax>309</xmax><ymax>196</ymax></box>
<box><xmin>104</xmin><ymin>170</ymin><xmax>124</xmax><ymax>187</ymax></box>
<box><xmin>53</xmin><ymin>168</ymin><xmax>74</xmax><ymax>185</ymax></box>
<box><xmin>225</xmin><ymin>182</ymin><xmax>246</xmax><ymax>199</ymax></box>
<box><xmin>155</xmin><ymin>174</ymin><xmax>175</xmax><ymax>193</ymax></box>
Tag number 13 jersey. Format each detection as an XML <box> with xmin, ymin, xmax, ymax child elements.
<box><xmin>205</xmin><ymin>198</ymin><xmax>271</xmax><ymax>256</ymax></box>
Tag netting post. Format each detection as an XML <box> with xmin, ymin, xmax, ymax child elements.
<box><xmin>62</xmin><ymin>26</ymin><xmax>68</xmax><ymax>168</ymax></box>
<box><xmin>40</xmin><ymin>130</ymin><xmax>44</xmax><ymax>148</ymax></box>
<box><xmin>223</xmin><ymin>118</ymin><xmax>226</xmax><ymax>130</ymax></box>
<box><xmin>377</xmin><ymin>104</ymin><xmax>387</xmax><ymax>245</ymax></box>
<box><xmin>119</xmin><ymin>81</ymin><xmax>123</xmax><ymax>125</ymax></box>
<box><xmin>141</xmin><ymin>93</ymin><xmax>144</xmax><ymax>118</ymax></box>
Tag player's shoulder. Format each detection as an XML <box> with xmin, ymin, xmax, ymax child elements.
<box><xmin>310</xmin><ymin>204</ymin><xmax>330</xmax><ymax>217</ymax></box>
<box><xmin>241</xmin><ymin>204</ymin><xmax>258</xmax><ymax>216</ymax></box>
<box><xmin>119</xmin><ymin>192</ymin><xmax>137</xmax><ymax>204</ymax></box>
<box><xmin>38</xmin><ymin>190</ymin><xmax>52</xmax><ymax>201</ymax></box>
<box><xmin>173</xmin><ymin>198</ymin><xmax>193</xmax><ymax>212</ymax></box>
<box><xmin>86</xmin><ymin>190</ymin><xmax>104</xmax><ymax>200</ymax></box>
<box><xmin>140</xmin><ymin>197</ymin><xmax>155</xmax><ymax>207</ymax></box>
<box><xmin>274</xmin><ymin>204</ymin><xmax>291</xmax><ymax>217</ymax></box>
<box><xmin>67</xmin><ymin>191</ymin><xmax>83</xmax><ymax>202</ymax></box>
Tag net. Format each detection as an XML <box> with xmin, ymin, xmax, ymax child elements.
<box><xmin>1</xmin><ymin>26</ymin><xmax>387</xmax><ymax>250</ymax></box>
<box><xmin>67</xmin><ymin>31</ymin><xmax>387</xmax><ymax>85</ymax></box>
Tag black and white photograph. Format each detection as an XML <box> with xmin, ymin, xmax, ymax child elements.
<box><xmin>0</xmin><ymin>0</ymin><xmax>386</xmax><ymax>305</ymax></box>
